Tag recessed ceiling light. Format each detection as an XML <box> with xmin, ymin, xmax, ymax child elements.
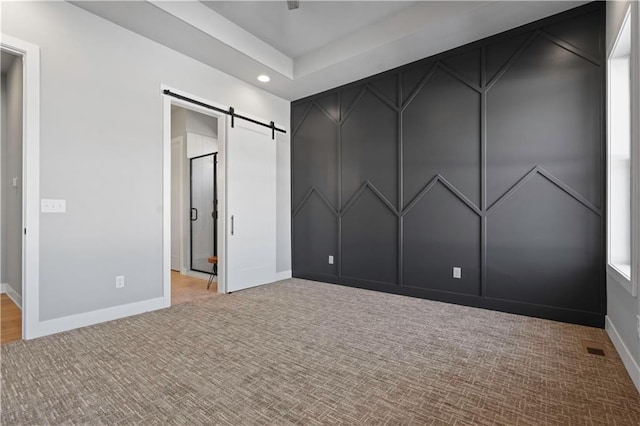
<box><xmin>258</xmin><ymin>75</ymin><xmax>270</xmax><ymax>83</ymax></box>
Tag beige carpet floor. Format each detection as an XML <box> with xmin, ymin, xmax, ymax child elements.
<box><xmin>1</xmin><ymin>278</ymin><xmax>639</xmax><ymax>425</ymax></box>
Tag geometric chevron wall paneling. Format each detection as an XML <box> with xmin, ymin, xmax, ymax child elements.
<box><xmin>291</xmin><ymin>3</ymin><xmax>605</xmax><ymax>327</ymax></box>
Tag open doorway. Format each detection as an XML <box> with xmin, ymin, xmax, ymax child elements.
<box><xmin>1</xmin><ymin>50</ymin><xmax>23</xmax><ymax>344</ymax></box>
<box><xmin>162</xmin><ymin>86</ymin><xmax>284</xmax><ymax>306</ymax></box>
<box><xmin>169</xmin><ymin>104</ymin><xmax>221</xmax><ymax>305</ymax></box>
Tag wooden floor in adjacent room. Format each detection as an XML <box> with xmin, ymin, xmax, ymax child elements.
<box><xmin>1</xmin><ymin>294</ymin><xmax>21</xmax><ymax>345</ymax></box>
<box><xmin>171</xmin><ymin>270</ymin><xmax>217</xmax><ymax>305</ymax></box>
<box><xmin>1</xmin><ymin>273</ymin><xmax>214</xmax><ymax>345</ymax></box>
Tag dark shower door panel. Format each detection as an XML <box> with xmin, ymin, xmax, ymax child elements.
<box><xmin>190</xmin><ymin>153</ymin><xmax>217</xmax><ymax>274</ymax></box>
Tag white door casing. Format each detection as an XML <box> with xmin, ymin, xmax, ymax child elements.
<box><xmin>162</xmin><ymin>87</ymin><xmax>227</xmax><ymax>305</ymax></box>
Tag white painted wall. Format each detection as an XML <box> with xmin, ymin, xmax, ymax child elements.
<box><xmin>606</xmin><ymin>0</ymin><xmax>640</xmax><ymax>392</ymax></box>
<box><xmin>186</xmin><ymin>109</ymin><xmax>217</xmax><ymax>139</ymax></box>
<box><xmin>1</xmin><ymin>1</ymin><xmax>290</xmax><ymax>323</ymax></box>
<box><xmin>170</xmin><ymin>106</ymin><xmax>186</xmax><ymax>140</ymax></box>
<box><xmin>173</xmin><ymin>106</ymin><xmax>218</xmax><ymax>142</ymax></box>
<box><xmin>0</xmin><ymin>71</ymin><xmax>6</xmax><ymax>284</ymax></box>
<box><xmin>170</xmin><ymin>107</ymin><xmax>189</xmax><ymax>274</ymax></box>
<box><xmin>186</xmin><ymin>133</ymin><xmax>218</xmax><ymax>159</ymax></box>
<box><xmin>1</xmin><ymin>54</ymin><xmax>23</xmax><ymax>304</ymax></box>
<box><xmin>170</xmin><ymin>136</ymin><xmax>183</xmax><ymax>272</ymax></box>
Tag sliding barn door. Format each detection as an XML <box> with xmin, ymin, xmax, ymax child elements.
<box><xmin>226</xmin><ymin>118</ymin><xmax>276</xmax><ymax>292</ymax></box>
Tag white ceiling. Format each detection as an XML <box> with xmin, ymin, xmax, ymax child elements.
<box><xmin>72</xmin><ymin>1</ymin><xmax>588</xmax><ymax>101</ymax></box>
<box><xmin>201</xmin><ymin>1</ymin><xmax>416</xmax><ymax>58</ymax></box>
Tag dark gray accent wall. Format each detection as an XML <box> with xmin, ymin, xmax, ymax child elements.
<box><xmin>291</xmin><ymin>3</ymin><xmax>605</xmax><ymax>327</ymax></box>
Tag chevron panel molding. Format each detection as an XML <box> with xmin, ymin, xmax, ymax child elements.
<box><xmin>291</xmin><ymin>3</ymin><xmax>605</xmax><ymax>327</ymax></box>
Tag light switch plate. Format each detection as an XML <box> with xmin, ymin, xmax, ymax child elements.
<box><xmin>328</xmin><ymin>255</ymin><xmax>334</xmax><ymax>265</ymax></box>
<box><xmin>41</xmin><ymin>199</ymin><xmax>66</xmax><ymax>213</ymax></box>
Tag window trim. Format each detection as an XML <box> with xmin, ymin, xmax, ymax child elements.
<box><xmin>607</xmin><ymin>4</ymin><xmax>637</xmax><ymax>296</ymax></box>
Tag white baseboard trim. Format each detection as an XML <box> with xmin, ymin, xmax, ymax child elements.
<box><xmin>34</xmin><ymin>297</ymin><xmax>165</xmax><ymax>339</ymax></box>
<box><xmin>1</xmin><ymin>283</ymin><xmax>22</xmax><ymax>309</ymax></box>
<box><xmin>606</xmin><ymin>316</ymin><xmax>640</xmax><ymax>393</ymax></box>
<box><xmin>5</xmin><ymin>285</ymin><xmax>22</xmax><ymax>309</ymax></box>
<box><xmin>276</xmin><ymin>270</ymin><xmax>292</xmax><ymax>281</ymax></box>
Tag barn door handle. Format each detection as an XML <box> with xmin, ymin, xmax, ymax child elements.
<box><xmin>191</xmin><ymin>208</ymin><xmax>198</xmax><ymax>221</ymax></box>
<box><xmin>231</xmin><ymin>215</ymin><xmax>235</xmax><ymax>235</ymax></box>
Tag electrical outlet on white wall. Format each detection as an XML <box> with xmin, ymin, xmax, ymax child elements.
<box><xmin>453</xmin><ymin>267</ymin><xmax>462</xmax><ymax>279</ymax></box>
<box><xmin>115</xmin><ymin>276</ymin><xmax>125</xmax><ymax>289</ymax></box>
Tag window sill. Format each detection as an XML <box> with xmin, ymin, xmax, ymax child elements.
<box><xmin>607</xmin><ymin>263</ymin><xmax>636</xmax><ymax>296</ymax></box>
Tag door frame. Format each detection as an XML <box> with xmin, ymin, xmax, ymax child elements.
<box><xmin>162</xmin><ymin>85</ymin><xmax>228</xmax><ymax>306</ymax></box>
<box><xmin>0</xmin><ymin>34</ymin><xmax>40</xmax><ymax>340</ymax></box>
